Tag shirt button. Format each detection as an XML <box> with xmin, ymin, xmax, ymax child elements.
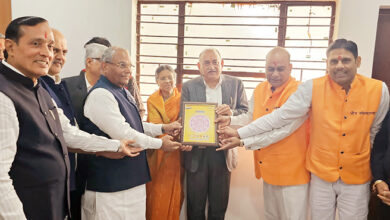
<box><xmin>344</xmin><ymin>116</ymin><xmax>347</xmax><ymax>119</ymax></box>
<box><xmin>269</xmin><ymin>96</ymin><xmax>272</xmax><ymax>99</ymax></box>
<box><xmin>345</xmin><ymin>99</ymin><xmax>348</xmax><ymax>102</ymax></box>
<box><xmin>342</xmin><ymin>133</ymin><xmax>346</xmax><ymax>136</ymax></box>
<box><xmin>259</xmin><ymin>161</ymin><xmax>262</xmax><ymax>164</ymax></box>
<box><xmin>54</xmin><ymin>133</ymin><xmax>58</xmax><ymax>137</ymax></box>
<box><xmin>339</xmin><ymin>166</ymin><xmax>343</xmax><ymax>170</ymax></box>
<box><xmin>44</xmin><ymin>111</ymin><xmax>47</xmax><ymax>115</ymax></box>
<box><xmin>265</xmin><ymin>108</ymin><xmax>269</xmax><ymax>111</ymax></box>
<box><xmin>340</xmin><ymin>151</ymin><xmax>344</xmax><ymax>154</ymax></box>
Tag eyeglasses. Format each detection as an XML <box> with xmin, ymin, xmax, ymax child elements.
<box><xmin>106</xmin><ymin>61</ymin><xmax>135</xmax><ymax>70</ymax></box>
<box><xmin>202</xmin><ymin>60</ymin><xmax>220</xmax><ymax>67</ymax></box>
<box><xmin>91</xmin><ymin>58</ymin><xmax>101</xmax><ymax>62</ymax></box>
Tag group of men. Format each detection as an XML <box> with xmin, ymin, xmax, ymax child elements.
<box><xmin>1</xmin><ymin>15</ymin><xmax>390</xmax><ymax>220</ymax></box>
<box><xmin>0</xmin><ymin>16</ymin><xmax>183</xmax><ymax>220</ymax></box>
<box><xmin>215</xmin><ymin>40</ymin><xmax>390</xmax><ymax>220</ymax></box>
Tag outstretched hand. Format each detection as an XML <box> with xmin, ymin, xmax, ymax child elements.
<box><xmin>215</xmin><ymin>104</ymin><xmax>232</xmax><ymax>116</ymax></box>
<box><xmin>215</xmin><ymin>115</ymin><xmax>231</xmax><ymax>128</ymax></box>
<box><xmin>162</xmin><ymin>120</ymin><xmax>182</xmax><ymax>137</ymax></box>
<box><xmin>216</xmin><ymin>137</ymin><xmax>241</xmax><ymax>151</ymax></box>
<box><xmin>161</xmin><ymin>135</ymin><xmax>182</xmax><ymax>152</ymax></box>
<box><xmin>118</xmin><ymin>139</ymin><xmax>144</xmax><ymax>157</ymax></box>
<box><xmin>217</xmin><ymin>126</ymin><xmax>240</xmax><ymax>140</ymax></box>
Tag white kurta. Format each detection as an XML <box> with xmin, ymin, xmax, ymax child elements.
<box><xmin>0</xmin><ymin>61</ymin><xmax>122</xmax><ymax>220</ymax></box>
<box><xmin>82</xmin><ymin>87</ymin><xmax>164</xmax><ymax>220</ymax></box>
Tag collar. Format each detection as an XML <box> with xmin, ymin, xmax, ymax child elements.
<box><xmin>85</xmin><ymin>73</ymin><xmax>92</xmax><ymax>91</ymax></box>
<box><xmin>2</xmin><ymin>60</ymin><xmax>38</xmax><ymax>87</ymax></box>
<box><xmin>202</xmin><ymin>75</ymin><xmax>223</xmax><ymax>89</ymax></box>
<box><xmin>47</xmin><ymin>73</ymin><xmax>61</xmax><ymax>84</ymax></box>
<box><xmin>328</xmin><ymin>73</ymin><xmax>358</xmax><ymax>95</ymax></box>
<box><xmin>266</xmin><ymin>76</ymin><xmax>293</xmax><ymax>95</ymax></box>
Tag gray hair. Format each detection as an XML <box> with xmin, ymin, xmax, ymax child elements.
<box><xmin>0</xmin><ymin>33</ymin><xmax>5</xmax><ymax>39</ymax></box>
<box><xmin>199</xmin><ymin>48</ymin><xmax>222</xmax><ymax>60</ymax></box>
<box><xmin>101</xmin><ymin>46</ymin><xmax>120</xmax><ymax>63</ymax></box>
<box><xmin>155</xmin><ymin>65</ymin><xmax>176</xmax><ymax>80</ymax></box>
<box><xmin>84</xmin><ymin>43</ymin><xmax>108</xmax><ymax>63</ymax></box>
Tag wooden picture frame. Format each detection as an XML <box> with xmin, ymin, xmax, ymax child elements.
<box><xmin>180</xmin><ymin>102</ymin><xmax>218</xmax><ymax>146</ymax></box>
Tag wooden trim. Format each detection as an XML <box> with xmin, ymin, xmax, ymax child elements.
<box><xmin>278</xmin><ymin>3</ymin><xmax>288</xmax><ymax>47</ymax></box>
<box><xmin>139</xmin><ymin>0</ymin><xmax>335</xmax><ymax>3</ymax></box>
<box><xmin>176</xmin><ymin>2</ymin><xmax>185</xmax><ymax>91</ymax></box>
<box><xmin>136</xmin><ymin>0</ymin><xmax>335</xmax><ymax>89</ymax></box>
<box><xmin>0</xmin><ymin>0</ymin><xmax>12</xmax><ymax>34</ymax></box>
<box><xmin>328</xmin><ymin>1</ymin><xmax>336</xmax><ymax>43</ymax></box>
<box><xmin>136</xmin><ymin>3</ymin><xmax>142</xmax><ymax>88</ymax></box>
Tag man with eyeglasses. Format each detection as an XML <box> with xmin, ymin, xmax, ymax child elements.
<box><xmin>64</xmin><ymin>37</ymin><xmax>110</xmax><ymax>125</ymax></box>
<box><xmin>81</xmin><ymin>46</ymin><xmax>186</xmax><ymax>219</ymax></box>
<box><xmin>180</xmin><ymin>48</ymin><xmax>248</xmax><ymax>220</ymax></box>
<box><xmin>215</xmin><ymin>47</ymin><xmax>310</xmax><ymax>220</ymax></box>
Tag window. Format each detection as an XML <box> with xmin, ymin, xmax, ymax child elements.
<box><xmin>136</xmin><ymin>1</ymin><xmax>335</xmax><ymax>102</ymax></box>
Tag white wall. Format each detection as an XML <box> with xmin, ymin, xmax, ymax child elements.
<box><xmin>336</xmin><ymin>0</ymin><xmax>390</xmax><ymax>77</ymax></box>
<box><xmin>11</xmin><ymin>0</ymin><xmax>135</xmax><ymax>78</ymax></box>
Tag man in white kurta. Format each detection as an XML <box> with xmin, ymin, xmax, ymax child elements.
<box><xmin>82</xmin><ymin>46</ymin><xmax>184</xmax><ymax>220</ymax></box>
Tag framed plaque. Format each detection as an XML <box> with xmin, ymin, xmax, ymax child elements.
<box><xmin>181</xmin><ymin>102</ymin><xmax>218</xmax><ymax>146</ymax></box>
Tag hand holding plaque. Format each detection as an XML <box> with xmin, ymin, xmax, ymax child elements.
<box><xmin>181</xmin><ymin>102</ymin><xmax>218</xmax><ymax>146</ymax></box>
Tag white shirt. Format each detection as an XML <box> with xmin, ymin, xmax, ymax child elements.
<box><xmin>46</xmin><ymin>73</ymin><xmax>61</xmax><ymax>84</ymax></box>
<box><xmin>0</xmin><ymin>62</ymin><xmax>122</xmax><ymax>219</ymax></box>
<box><xmin>84</xmin><ymin>88</ymin><xmax>163</xmax><ymax>149</ymax></box>
<box><xmin>230</xmin><ymin>88</ymin><xmax>308</xmax><ymax>150</ymax></box>
<box><xmin>85</xmin><ymin>73</ymin><xmax>92</xmax><ymax>92</ymax></box>
<box><xmin>237</xmin><ymin>79</ymin><xmax>390</xmax><ymax>147</ymax></box>
<box><xmin>204</xmin><ymin>76</ymin><xmax>223</xmax><ymax>104</ymax></box>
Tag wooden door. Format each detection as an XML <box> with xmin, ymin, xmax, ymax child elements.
<box><xmin>372</xmin><ymin>8</ymin><xmax>390</xmax><ymax>89</ymax></box>
<box><xmin>0</xmin><ymin>0</ymin><xmax>12</xmax><ymax>34</ymax></box>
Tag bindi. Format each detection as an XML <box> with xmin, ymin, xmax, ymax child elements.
<box><xmin>44</xmin><ymin>32</ymin><xmax>47</xmax><ymax>39</ymax></box>
<box><xmin>337</xmin><ymin>55</ymin><xmax>342</xmax><ymax>61</ymax></box>
<box><xmin>272</xmin><ymin>61</ymin><xmax>277</xmax><ymax>67</ymax></box>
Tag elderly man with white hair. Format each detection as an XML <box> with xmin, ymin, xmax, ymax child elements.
<box><xmin>81</xmin><ymin>46</ymin><xmax>185</xmax><ymax>219</ymax></box>
<box><xmin>65</xmin><ymin>38</ymin><xmax>110</xmax><ymax>124</ymax></box>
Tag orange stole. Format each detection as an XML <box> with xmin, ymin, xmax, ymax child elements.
<box><xmin>252</xmin><ymin>77</ymin><xmax>310</xmax><ymax>185</ymax></box>
<box><xmin>146</xmin><ymin>88</ymin><xmax>182</xmax><ymax>220</ymax></box>
<box><xmin>308</xmin><ymin>74</ymin><xmax>382</xmax><ymax>184</ymax></box>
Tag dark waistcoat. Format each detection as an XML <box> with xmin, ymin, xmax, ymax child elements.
<box><xmin>81</xmin><ymin>75</ymin><xmax>150</xmax><ymax>192</ymax></box>
<box><xmin>41</xmin><ymin>75</ymin><xmax>77</xmax><ymax>190</ymax></box>
<box><xmin>0</xmin><ymin>63</ymin><xmax>70</xmax><ymax>220</ymax></box>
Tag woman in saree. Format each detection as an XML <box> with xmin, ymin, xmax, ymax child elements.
<box><xmin>146</xmin><ymin>65</ymin><xmax>185</xmax><ymax>220</ymax></box>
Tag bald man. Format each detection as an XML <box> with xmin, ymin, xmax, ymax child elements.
<box><xmin>217</xmin><ymin>47</ymin><xmax>310</xmax><ymax>220</ymax></box>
